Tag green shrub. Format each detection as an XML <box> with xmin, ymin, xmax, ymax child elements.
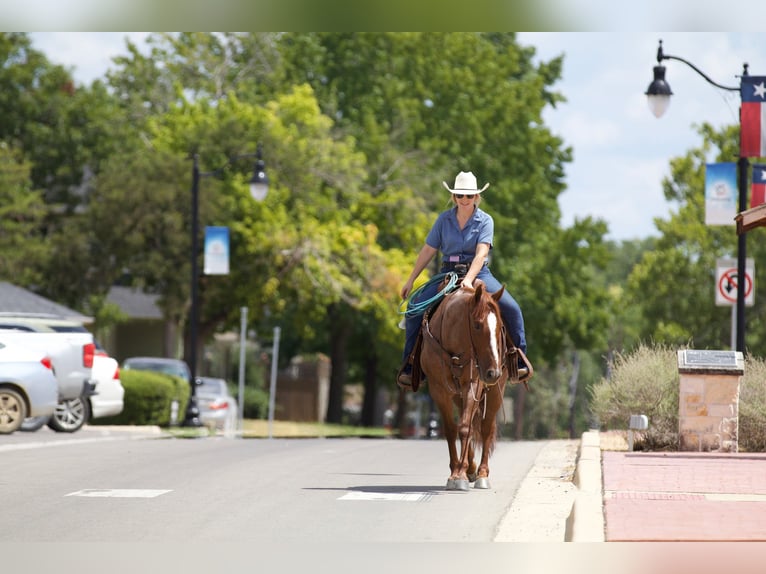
<box><xmin>92</xmin><ymin>370</ymin><xmax>191</xmax><ymax>427</ymax></box>
<box><xmin>237</xmin><ymin>385</ymin><xmax>270</xmax><ymax>419</ymax></box>
<box><xmin>591</xmin><ymin>345</ymin><xmax>766</xmax><ymax>452</ymax></box>
<box><xmin>590</xmin><ymin>343</ymin><xmax>679</xmax><ymax>450</ymax></box>
<box><xmin>740</xmin><ymin>354</ymin><xmax>766</xmax><ymax>452</ymax></box>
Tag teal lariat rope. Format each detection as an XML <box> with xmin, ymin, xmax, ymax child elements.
<box><xmin>400</xmin><ymin>272</ymin><xmax>460</xmax><ymax>318</ymax></box>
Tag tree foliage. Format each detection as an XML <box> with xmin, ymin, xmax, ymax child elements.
<box><xmin>1</xmin><ymin>32</ymin><xmax>626</xmax><ymax>434</ymax></box>
<box><xmin>627</xmin><ymin>123</ymin><xmax>766</xmax><ymax>351</ymax></box>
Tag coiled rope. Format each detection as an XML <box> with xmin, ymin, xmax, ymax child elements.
<box><xmin>400</xmin><ymin>272</ymin><xmax>460</xmax><ymax>318</ymax></box>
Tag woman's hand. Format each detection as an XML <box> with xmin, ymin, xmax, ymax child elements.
<box><xmin>461</xmin><ymin>276</ymin><xmax>474</xmax><ymax>290</ymax></box>
<box><xmin>400</xmin><ymin>279</ymin><xmax>414</xmax><ymax>300</ymax></box>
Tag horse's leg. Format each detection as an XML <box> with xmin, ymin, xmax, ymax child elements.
<box><xmin>449</xmin><ymin>385</ymin><xmax>480</xmax><ymax>491</ymax></box>
<box><xmin>474</xmin><ymin>382</ymin><xmax>505</xmax><ymax>489</ymax></box>
<box><xmin>428</xmin><ymin>375</ymin><xmax>459</xmax><ymax>486</ymax></box>
<box><xmin>467</xmin><ymin>438</ymin><xmax>478</xmax><ymax>483</ymax></box>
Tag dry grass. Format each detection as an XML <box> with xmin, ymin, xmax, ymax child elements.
<box><xmin>599</xmin><ymin>430</ymin><xmax>628</xmax><ymax>451</ymax></box>
<box><xmin>241</xmin><ymin>419</ymin><xmax>391</xmax><ymax>438</ymax></box>
<box><xmin>590</xmin><ymin>347</ymin><xmax>766</xmax><ymax>452</ymax></box>
<box><xmin>590</xmin><ymin>343</ymin><xmax>679</xmax><ymax>450</ymax></box>
<box><xmin>740</xmin><ymin>354</ymin><xmax>766</xmax><ymax>452</ymax></box>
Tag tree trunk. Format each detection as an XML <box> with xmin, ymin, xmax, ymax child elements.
<box><xmin>513</xmin><ymin>384</ymin><xmax>526</xmax><ymax>440</ymax></box>
<box><xmin>326</xmin><ymin>307</ymin><xmax>350</xmax><ymax>424</ymax></box>
<box><xmin>360</xmin><ymin>351</ymin><xmax>378</xmax><ymax>427</ymax></box>
<box><xmin>568</xmin><ymin>351</ymin><xmax>581</xmax><ymax>439</ymax></box>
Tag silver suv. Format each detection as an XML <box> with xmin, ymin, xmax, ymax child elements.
<box><xmin>0</xmin><ymin>313</ymin><xmax>123</xmax><ymax>432</ymax></box>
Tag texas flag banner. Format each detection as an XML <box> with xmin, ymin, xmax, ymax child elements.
<box><xmin>740</xmin><ymin>76</ymin><xmax>766</xmax><ymax>157</ymax></box>
<box><xmin>752</xmin><ymin>164</ymin><xmax>766</xmax><ymax>208</ymax></box>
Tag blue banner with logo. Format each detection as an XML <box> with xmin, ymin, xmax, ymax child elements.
<box><xmin>203</xmin><ymin>226</ymin><xmax>230</xmax><ymax>275</ymax></box>
<box><xmin>704</xmin><ymin>163</ymin><xmax>737</xmax><ymax>226</ymax></box>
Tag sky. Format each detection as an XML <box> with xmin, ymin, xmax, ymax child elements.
<box><xmin>28</xmin><ymin>32</ymin><xmax>765</xmax><ymax>241</ymax></box>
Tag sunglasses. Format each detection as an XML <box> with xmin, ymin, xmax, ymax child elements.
<box><xmin>453</xmin><ymin>193</ymin><xmax>471</xmax><ymax>199</ymax></box>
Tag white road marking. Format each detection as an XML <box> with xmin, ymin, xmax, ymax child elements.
<box><xmin>338</xmin><ymin>491</ymin><xmax>433</xmax><ymax>502</ymax></box>
<box><xmin>66</xmin><ymin>489</ymin><xmax>172</xmax><ymax>498</ymax></box>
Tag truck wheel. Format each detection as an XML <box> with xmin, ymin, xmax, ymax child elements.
<box><xmin>21</xmin><ymin>415</ymin><xmax>51</xmax><ymax>432</ymax></box>
<box><xmin>47</xmin><ymin>397</ymin><xmax>90</xmax><ymax>433</ymax></box>
<box><xmin>0</xmin><ymin>388</ymin><xmax>27</xmax><ymax>434</ymax></box>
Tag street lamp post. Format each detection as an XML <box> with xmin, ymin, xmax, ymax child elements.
<box><xmin>184</xmin><ymin>145</ymin><xmax>269</xmax><ymax>426</ymax></box>
<box><xmin>645</xmin><ymin>40</ymin><xmax>750</xmax><ymax>352</ymax></box>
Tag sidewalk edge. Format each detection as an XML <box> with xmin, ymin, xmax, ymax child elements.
<box><xmin>565</xmin><ymin>430</ymin><xmax>605</xmax><ymax>542</ymax></box>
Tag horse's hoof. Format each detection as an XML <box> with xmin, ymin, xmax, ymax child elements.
<box><xmin>446</xmin><ymin>478</ymin><xmax>470</xmax><ymax>491</ymax></box>
<box><xmin>473</xmin><ymin>477</ymin><xmax>491</xmax><ymax>489</ymax></box>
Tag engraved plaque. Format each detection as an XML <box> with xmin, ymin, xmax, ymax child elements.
<box><xmin>678</xmin><ymin>349</ymin><xmax>744</xmax><ymax>374</ymax></box>
<box><xmin>683</xmin><ymin>350</ymin><xmax>738</xmax><ymax>367</ymax></box>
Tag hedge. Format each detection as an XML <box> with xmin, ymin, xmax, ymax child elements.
<box><xmin>91</xmin><ymin>370</ymin><xmax>191</xmax><ymax>427</ymax></box>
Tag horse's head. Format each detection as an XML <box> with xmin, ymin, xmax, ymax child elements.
<box><xmin>470</xmin><ymin>282</ymin><xmax>506</xmax><ymax>384</ymax></box>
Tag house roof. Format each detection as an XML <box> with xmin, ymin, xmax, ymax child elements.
<box><xmin>0</xmin><ymin>282</ymin><xmax>92</xmax><ymax>322</ymax></box>
<box><xmin>106</xmin><ymin>286</ymin><xmax>163</xmax><ymax>320</ymax></box>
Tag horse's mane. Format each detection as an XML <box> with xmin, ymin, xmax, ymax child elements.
<box><xmin>470</xmin><ymin>282</ymin><xmax>500</xmax><ymax>324</ymax></box>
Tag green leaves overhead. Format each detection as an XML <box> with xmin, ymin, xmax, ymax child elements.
<box><xmin>2</xmin><ymin>33</ymin><xmax>619</xmax><ymax>428</ymax></box>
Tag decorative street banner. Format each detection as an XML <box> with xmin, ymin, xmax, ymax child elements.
<box><xmin>704</xmin><ymin>162</ymin><xmax>737</xmax><ymax>226</ymax></box>
<box><xmin>752</xmin><ymin>164</ymin><xmax>766</xmax><ymax>209</ymax></box>
<box><xmin>740</xmin><ymin>76</ymin><xmax>766</xmax><ymax>158</ymax></box>
<box><xmin>203</xmin><ymin>226</ymin><xmax>230</xmax><ymax>275</ymax></box>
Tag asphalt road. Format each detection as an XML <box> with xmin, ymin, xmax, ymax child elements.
<box><xmin>0</xmin><ymin>426</ymin><xmax>547</xmax><ymax>543</ymax></box>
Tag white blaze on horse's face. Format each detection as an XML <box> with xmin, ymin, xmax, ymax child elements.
<box><xmin>486</xmin><ymin>310</ymin><xmax>501</xmax><ymax>370</ymax></box>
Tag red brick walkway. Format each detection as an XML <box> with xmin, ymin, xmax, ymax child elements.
<box><xmin>602</xmin><ymin>451</ymin><xmax>766</xmax><ymax>541</ymax></box>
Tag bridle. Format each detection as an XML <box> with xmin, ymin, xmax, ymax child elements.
<box><xmin>423</xmin><ymin>289</ymin><xmax>506</xmax><ymax>399</ymax></box>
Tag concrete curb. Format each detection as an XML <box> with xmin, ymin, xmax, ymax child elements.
<box><xmin>494</xmin><ymin>439</ymin><xmax>579</xmax><ymax>542</ymax></box>
<box><xmin>565</xmin><ymin>430</ymin><xmax>605</xmax><ymax>542</ymax></box>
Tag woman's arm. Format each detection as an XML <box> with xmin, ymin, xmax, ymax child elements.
<box><xmin>400</xmin><ymin>244</ymin><xmax>438</xmax><ymax>299</ymax></box>
<box><xmin>462</xmin><ymin>242</ymin><xmax>490</xmax><ymax>289</ymax></box>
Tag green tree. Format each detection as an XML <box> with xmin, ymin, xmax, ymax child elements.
<box><xmin>0</xmin><ymin>143</ymin><xmax>47</xmax><ymax>285</ymax></box>
<box><xmin>279</xmin><ymin>32</ymin><xmax>613</xmax><ymax>432</ymax></box>
<box><xmin>627</xmin><ymin>123</ymin><xmax>766</xmax><ymax>351</ymax></box>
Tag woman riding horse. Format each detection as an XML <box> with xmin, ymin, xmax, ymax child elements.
<box><xmin>420</xmin><ymin>279</ymin><xmax>509</xmax><ymax>489</ymax></box>
<box><xmin>398</xmin><ymin>170</ymin><xmax>529</xmax><ymax>388</ymax></box>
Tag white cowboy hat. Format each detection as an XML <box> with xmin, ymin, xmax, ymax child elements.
<box><xmin>441</xmin><ymin>171</ymin><xmax>489</xmax><ymax>195</ymax></box>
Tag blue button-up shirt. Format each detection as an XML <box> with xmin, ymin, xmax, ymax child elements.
<box><xmin>425</xmin><ymin>207</ymin><xmax>494</xmax><ymax>264</ymax></box>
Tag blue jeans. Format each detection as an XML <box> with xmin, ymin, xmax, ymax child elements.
<box><xmin>401</xmin><ymin>266</ymin><xmax>527</xmax><ymax>364</ymax></box>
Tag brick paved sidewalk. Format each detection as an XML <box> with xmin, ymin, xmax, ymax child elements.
<box><xmin>602</xmin><ymin>451</ymin><xmax>766</xmax><ymax>541</ymax></box>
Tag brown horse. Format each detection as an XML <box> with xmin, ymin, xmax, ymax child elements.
<box><xmin>420</xmin><ymin>280</ymin><xmax>508</xmax><ymax>491</ymax></box>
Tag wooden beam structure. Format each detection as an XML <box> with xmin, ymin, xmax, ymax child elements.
<box><xmin>735</xmin><ymin>203</ymin><xmax>766</xmax><ymax>235</ymax></box>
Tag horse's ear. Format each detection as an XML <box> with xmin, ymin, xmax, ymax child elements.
<box><xmin>492</xmin><ymin>284</ymin><xmax>505</xmax><ymax>302</ymax></box>
<box><xmin>473</xmin><ymin>282</ymin><xmax>485</xmax><ymax>303</ymax></box>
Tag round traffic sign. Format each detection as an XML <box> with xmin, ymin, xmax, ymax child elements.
<box><xmin>717</xmin><ymin>268</ymin><xmax>753</xmax><ymax>303</ymax></box>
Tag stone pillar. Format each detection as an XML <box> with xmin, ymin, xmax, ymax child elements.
<box><xmin>677</xmin><ymin>350</ymin><xmax>743</xmax><ymax>453</ymax></box>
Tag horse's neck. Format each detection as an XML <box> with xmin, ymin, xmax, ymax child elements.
<box><xmin>434</xmin><ymin>291</ymin><xmax>471</xmax><ymax>342</ymax></box>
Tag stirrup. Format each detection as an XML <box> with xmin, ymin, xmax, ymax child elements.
<box><xmin>396</xmin><ymin>362</ymin><xmax>413</xmax><ymax>390</ymax></box>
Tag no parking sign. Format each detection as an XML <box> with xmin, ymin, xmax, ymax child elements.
<box><xmin>715</xmin><ymin>257</ymin><xmax>755</xmax><ymax>306</ymax></box>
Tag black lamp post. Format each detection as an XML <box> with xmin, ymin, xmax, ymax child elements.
<box><xmin>184</xmin><ymin>145</ymin><xmax>269</xmax><ymax>426</ymax></box>
<box><xmin>646</xmin><ymin>40</ymin><xmax>749</xmax><ymax>353</ymax></box>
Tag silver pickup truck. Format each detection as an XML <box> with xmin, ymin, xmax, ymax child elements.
<box><xmin>0</xmin><ymin>329</ymin><xmax>96</xmax><ymax>408</ymax></box>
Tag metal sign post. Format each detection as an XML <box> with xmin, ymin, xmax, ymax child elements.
<box><xmin>238</xmin><ymin>306</ymin><xmax>248</xmax><ymax>435</ymax></box>
<box><xmin>715</xmin><ymin>258</ymin><xmax>755</xmax><ymax>350</ymax></box>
